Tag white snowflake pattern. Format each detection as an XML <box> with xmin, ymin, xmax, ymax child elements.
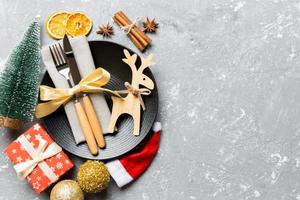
<box><xmin>36</xmin><ymin>176</ymin><xmax>41</xmax><ymax>181</ymax></box>
<box><xmin>25</xmin><ymin>134</ymin><xmax>31</xmax><ymax>140</ymax></box>
<box><xmin>12</xmin><ymin>149</ymin><xmax>17</xmax><ymax>154</ymax></box>
<box><xmin>56</xmin><ymin>162</ymin><xmax>63</xmax><ymax>170</ymax></box>
<box><xmin>20</xmin><ymin>145</ymin><xmax>25</xmax><ymax>151</ymax></box>
<box><xmin>30</xmin><ymin>142</ymin><xmax>35</xmax><ymax>147</ymax></box>
<box><xmin>32</xmin><ymin>181</ymin><xmax>40</xmax><ymax>189</ymax></box>
<box><xmin>55</xmin><ymin>153</ymin><xmax>62</xmax><ymax>159</ymax></box>
<box><xmin>35</xmin><ymin>133</ymin><xmax>43</xmax><ymax>142</ymax></box>
<box><xmin>16</xmin><ymin>156</ymin><xmax>23</xmax><ymax>163</ymax></box>
<box><xmin>33</xmin><ymin>124</ymin><xmax>41</xmax><ymax>131</ymax></box>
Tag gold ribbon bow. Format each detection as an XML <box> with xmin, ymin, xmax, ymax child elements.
<box><xmin>120</xmin><ymin>82</ymin><xmax>151</xmax><ymax>110</ymax></box>
<box><xmin>35</xmin><ymin>68</ymin><xmax>120</xmax><ymax>118</ymax></box>
<box><xmin>14</xmin><ymin>135</ymin><xmax>62</xmax><ymax>181</ymax></box>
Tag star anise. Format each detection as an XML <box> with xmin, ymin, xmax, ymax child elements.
<box><xmin>143</xmin><ymin>18</ymin><xmax>159</xmax><ymax>33</ymax></box>
<box><xmin>96</xmin><ymin>23</ymin><xmax>114</xmax><ymax>38</ymax></box>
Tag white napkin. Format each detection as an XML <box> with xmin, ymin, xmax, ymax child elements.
<box><xmin>41</xmin><ymin>36</ymin><xmax>111</xmax><ymax>144</ymax></box>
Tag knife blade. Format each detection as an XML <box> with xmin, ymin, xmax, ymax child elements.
<box><xmin>63</xmin><ymin>35</ymin><xmax>82</xmax><ymax>85</ymax></box>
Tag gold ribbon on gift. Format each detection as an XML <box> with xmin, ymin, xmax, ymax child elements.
<box><xmin>35</xmin><ymin>68</ymin><xmax>121</xmax><ymax>118</ymax></box>
<box><xmin>14</xmin><ymin>134</ymin><xmax>62</xmax><ymax>181</ymax></box>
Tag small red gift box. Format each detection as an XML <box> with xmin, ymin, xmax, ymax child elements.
<box><xmin>4</xmin><ymin>123</ymin><xmax>74</xmax><ymax>193</ymax></box>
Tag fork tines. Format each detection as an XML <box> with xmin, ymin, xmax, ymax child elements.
<box><xmin>49</xmin><ymin>44</ymin><xmax>66</xmax><ymax>67</ymax></box>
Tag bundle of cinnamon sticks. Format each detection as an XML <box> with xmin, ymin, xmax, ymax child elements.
<box><xmin>113</xmin><ymin>11</ymin><xmax>151</xmax><ymax>52</ymax></box>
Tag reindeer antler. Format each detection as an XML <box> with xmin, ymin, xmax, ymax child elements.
<box><xmin>138</xmin><ymin>53</ymin><xmax>154</xmax><ymax>72</ymax></box>
<box><xmin>122</xmin><ymin>49</ymin><xmax>137</xmax><ymax>68</ymax></box>
<box><xmin>122</xmin><ymin>49</ymin><xmax>155</xmax><ymax>75</ymax></box>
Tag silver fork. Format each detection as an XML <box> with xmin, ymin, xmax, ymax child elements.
<box><xmin>49</xmin><ymin>44</ymin><xmax>72</xmax><ymax>87</ymax></box>
<box><xmin>49</xmin><ymin>44</ymin><xmax>98</xmax><ymax>155</ymax></box>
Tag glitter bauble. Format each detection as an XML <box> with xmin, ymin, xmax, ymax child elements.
<box><xmin>50</xmin><ymin>180</ymin><xmax>84</xmax><ymax>200</ymax></box>
<box><xmin>77</xmin><ymin>160</ymin><xmax>110</xmax><ymax>193</ymax></box>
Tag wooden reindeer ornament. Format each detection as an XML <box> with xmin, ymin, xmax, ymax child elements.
<box><xmin>108</xmin><ymin>49</ymin><xmax>154</xmax><ymax>135</ymax></box>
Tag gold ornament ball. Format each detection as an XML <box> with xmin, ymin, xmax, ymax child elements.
<box><xmin>50</xmin><ymin>180</ymin><xmax>84</xmax><ymax>200</ymax></box>
<box><xmin>77</xmin><ymin>160</ymin><xmax>110</xmax><ymax>193</ymax></box>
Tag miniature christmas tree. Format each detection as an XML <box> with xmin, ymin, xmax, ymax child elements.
<box><xmin>0</xmin><ymin>20</ymin><xmax>41</xmax><ymax>129</ymax></box>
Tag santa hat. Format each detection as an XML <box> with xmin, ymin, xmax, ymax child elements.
<box><xmin>106</xmin><ymin>122</ymin><xmax>162</xmax><ymax>187</ymax></box>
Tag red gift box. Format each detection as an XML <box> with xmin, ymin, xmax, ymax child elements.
<box><xmin>4</xmin><ymin>123</ymin><xmax>74</xmax><ymax>193</ymax></box>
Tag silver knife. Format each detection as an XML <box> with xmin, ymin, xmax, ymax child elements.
<box><xmin>63</xmin><ymin>36</ymin><xmax>82</xmax><ymax>86</ymax></box>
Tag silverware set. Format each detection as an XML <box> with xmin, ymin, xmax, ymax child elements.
<box><xmin>48</xmin><ymin>35</ymin><xmax>105</xmax><ymax>155</ymax></box>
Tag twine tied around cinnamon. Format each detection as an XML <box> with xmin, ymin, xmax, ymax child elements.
<box><xmin>113</xmin><ymin>11</ymin><xmax>151</xmax><ymax>51</ymax></box>
<box><xmin>120</xmin><ymin>17</ymin><xmax>142</xmax><ymax>34</ymax></box>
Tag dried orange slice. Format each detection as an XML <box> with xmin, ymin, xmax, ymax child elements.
<box><xmin>66</xmin><ymin>12</ymin><xmax>92</xmax><ymax>37</ymax></box>
<box><xmin>46</xmin><ymin>11</ymin><xmax>70</xmax><ymax>39</ymax></box>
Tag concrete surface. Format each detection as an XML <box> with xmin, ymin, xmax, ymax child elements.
<box><xmin>1</xmin><ymin>0</ymin><xmax>300</xmax><ymax>199</ymax></box>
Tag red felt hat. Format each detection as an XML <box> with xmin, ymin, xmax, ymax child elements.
<box><xmin>106</xmin><ymin>122</ymin><xmax>162</xmax><ymax>187</ymax></box>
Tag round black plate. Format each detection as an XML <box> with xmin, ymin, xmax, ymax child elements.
<box><xmin>41</xmin><ymin>41</ymin><xmax>158</xmax><ymax>160</ymax></box>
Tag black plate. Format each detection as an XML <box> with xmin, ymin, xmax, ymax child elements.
<box><xmin>41</xmin><ymin>41</ymin><xmax>158</xmax><ymax>160</ymax></box>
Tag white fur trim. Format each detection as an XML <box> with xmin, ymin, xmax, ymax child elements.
<box><xmin>152</xmin><ymin>122</ymin><xmax>162</xmax><ymax>132</ymax></box>
<box><xmin>106</xmin><ymin>160</ymin><xmax>134</xmax><ymax>187</ymax></box>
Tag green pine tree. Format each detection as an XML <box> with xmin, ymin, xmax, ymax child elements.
<box><xmin>0</xmin><ymin>20</ymin><xmax>41</xmax><ymax>129</ymax></box>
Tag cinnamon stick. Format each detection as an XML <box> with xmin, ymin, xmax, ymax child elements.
<box><xmin>118</xmin><ymin>11</ymin><xmax>152</xmax><ymax>44</ymax></box>
<box><xmin>116</xmin><ymin>11</ymin><xmax>149</xmax><ymax>47</ymax></box>
<box><xmin>114</xmin><ymin>12</ymin><xmax>147</xmax><ymax>48</ymax></box>
<box><xmin>113</xmin><ymin>11</ymin><xmax>151</xmax><ymax>51</ymax></box>
<box><xmin>112</xmin><ymin>15</ymin><xmax>145</xmax><ymax>51</ymax></box>
<box><xmin>128</xmin><ymin>32</ymin><xmax>145</xmax><ymax>51</ymax></box>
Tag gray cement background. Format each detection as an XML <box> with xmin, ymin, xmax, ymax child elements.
<box><xmin>1</xmin><ymin>0</ymin><xmax>300</xmax><ymax>199</ymax></box>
